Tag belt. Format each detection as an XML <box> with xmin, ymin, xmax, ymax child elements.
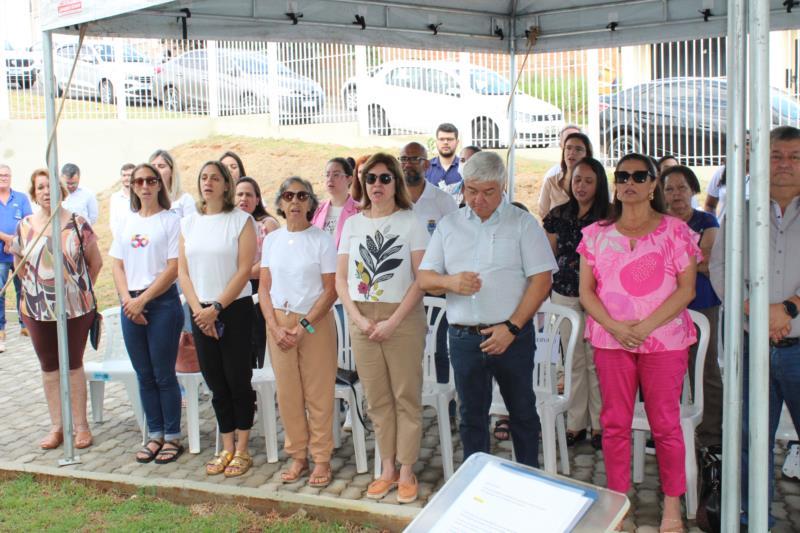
<box><xmin>451</xmin><ymin>323</ymin><xmax>501</xmax><ymax>335</ymax></box>
<box><xmin>771</xmin><ymin>337</ymin><xmax>800</xmax><ymax>348</ymax></box>
<box><xmin>129</xmin><ymin>289</ymin><xmax>146</xmax><ymax>297</ymax></box>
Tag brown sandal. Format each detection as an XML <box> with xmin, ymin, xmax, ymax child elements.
<box><xmin>281</xmin><ymin>459</ymin><xmax>309</xmax><ymax>483</ymax></box>
<box><xmin>206</xmin><ymin>450</ymin><xmax>233</xmax><ymax>475</ymax></box>
<box><xmin>224</xmin><ymin>450</ymin><xmax>253</xmax><ymax>478</ymax></box>
<box><xmin>40</xmin><ymin>429</ymin><xmax>64</xmax><ymax>450</ymax></box>
<box><xmin>308</xmin><ymin>463</ymin><xmax>332</xmax><ymax>488</ymax></box>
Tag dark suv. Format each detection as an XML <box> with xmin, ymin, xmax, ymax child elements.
<box><xmin>599</xmin><ymin>77</ymin><xmax>800</xmax><ymax>166</ymax></box>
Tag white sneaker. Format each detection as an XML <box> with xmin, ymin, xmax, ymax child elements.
<box><xmin>783</xmin><ymin>442</ymin><xmax>800</xmax><ymax>481</ymax></box>
<box><xmin>343</xmin><ymin>408</ymin><xmax>353</xmax><ymax>432</ymax></box>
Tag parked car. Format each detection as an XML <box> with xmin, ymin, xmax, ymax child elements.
<box><xmin>4</xmin><ymin>41</ymin><xmax>37</xmax><ymax>89</ymax></box>
<box><xmin>53</xmin><ymin>42</ymin><xmax>154</xmax><ymax>104</ymax></box>
<box><xmin>599</xmin><ymin>77</ymin><xmax>800</xmax><ymax>165</ymax></box>
<box><xmin>356</xmin><ymin>60</ymin><xmax>564</xmax><ymax>148</ymax></box>
<box><xmin>151</xmin><ymin>48</ymin><xmax>325</xmax><ymax>117</ymax></box>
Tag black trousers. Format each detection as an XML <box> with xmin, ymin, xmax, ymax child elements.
<box><xmin>192</xmin><ymin>296</ymin><xmax>255</xmax><ymax>433</ymax></box>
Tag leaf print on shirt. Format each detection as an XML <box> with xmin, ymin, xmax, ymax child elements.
<box><xmin>354</xmin><ymin>228</ymin><xmax>403</xmax><ymax>301</ymax></box>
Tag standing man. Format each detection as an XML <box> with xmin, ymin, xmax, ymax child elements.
<box><xmin>710</xmin><ymin>125</ymin><xmax>800</xmax><ymax>529</ymax></box>
<box><xmin>109</xmin><ymin>163</ymin><xmax>135</xmax><ymax>235</ymax></box>
<box><xmin>428</xmin><ymin>123</ymin><xmax>463</xmax><ymax>201</ymax></box>
<box><xmin>418</xmin><ymin>151</ymin><xmax>557</xmax><ymax>467</ymax></box>
<box><xmin>61</xmin><ymin>163</ymin><xmax>98</xmax><ymax>225</ymax></box>
<box><xmin>0</xmin><ymin>164</ymin><xmax>33</xmax><ymax>348</ymax></box>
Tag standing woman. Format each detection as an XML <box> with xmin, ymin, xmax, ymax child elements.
<box><xmin>179</xmin><ymin>161</ymin><xmax>257</xmax><ymax>478</ymax></box>
<box><xmin>149</xmin><ymin>149</ymin><xmax>196</xmax><ymax>218</ymax></box>
<box><xmin>311</xmin><ymin>157</ymin><xmax>359</xmax><ymax>247</ymax></box>
<box><xmin>537</xmin><ymin>132</ymin><xmax>593</xmax><ymax>219</ymax></box>
<box><xmin>13</xmin><ymin>169</ymin><xmax>102</xmax><ymax>450</ymax></box>
<box><xmin>220</xmin><ymin>151</ymin><xmax>247</xmax><ymax>181</ymax></box>
<box><xmin>336</xmin><ymin>153</ymin><xmax>429</xmax><ymax>504</ymax></box>
<box><xmin>260</xmin><ymin>177</ymin><xmax>338</xmax><ymax>487</ymax></box>
<box><xmin>110</xmin><ymin>163</ymin><xmax>185</xmax><ymax>464</ymax></box>
<box><xmin>542</xmin><ymin>156</ymin><xmax>610</xmax><ymax>449</ymax></box>
<box><xmin>662</xmin><ymin>165</ymin><xmax>723</xmax><ymax>449</ymax></box>
<box><xmin>235</xmin><ymin>177</ymin><xmax>279</xmax><ymax>368</ymax></box>
<box><xmin>578</xmin><ymin>153</ymin><xmax>700</xmax><ymax>532</ymax></box>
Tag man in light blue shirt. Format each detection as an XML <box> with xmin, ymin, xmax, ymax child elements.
<box><xmin>418</xmin><ymin>151</ymin><xmax>557</xmax><ymax>467</ymax></box>
<box><xmin>61</xmin><ymin>163</ymin><xmax>98</xmax><ymax>224</ymax></box>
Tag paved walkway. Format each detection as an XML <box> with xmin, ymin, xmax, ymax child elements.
<box><xmin>2</xmin><ymin>320</ymin><xmax>799</xmax><ymax>532</ymax></box>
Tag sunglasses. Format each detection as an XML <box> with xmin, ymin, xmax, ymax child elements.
<box><xmin>281</xmin><ymin>190</ymin><xmax>310</xmax><ymax>202</ymax></box>
<box><xmin>366</xmin><ymin>173</ymin><xmax>394</xmax><ymax>185</ymax></box>
<box><xmin>132</xmin><ymin>177</ymin><xmax>160</xmax><ymax>187</ymax></box>
<box><xmin>614</xmin><ymin>170</ymin><xmax>652</xmax><ymax>184</ymax></box>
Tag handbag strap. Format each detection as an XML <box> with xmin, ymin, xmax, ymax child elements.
<box><xmin>71</xmin><ymin>214</ymin><xmax>98</xmax><ymax>311</ymax></box>
<box><xmin>0</xmin><ymin>209</ymin><xmax>59</xmax><ymax>296</ymax></box>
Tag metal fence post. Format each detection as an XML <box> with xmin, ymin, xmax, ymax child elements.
<box><xmin>207</xmin><ymin>40</ymin><xmax>220</xmax><ymax>118</ymax></box>
<box><xmin>458</xmin><ymin>51</ymin><xmax>472</xmax><ymax>147</ymax></box>
<box><xmin>355</xmin><ymin>45</ymin><xmax>368</xmax><ymax>136</ymax></box>
<box><xmin>267</xmin><ymin>42</ymin><xmax>280</xmax><ymax>127</ymax></box>
<box><xmin>113</xmin><ymin>40</ymin><xmax>127</xmax><ymax>120</ymax></box>
<box><xmin>585</xmin><ymin>49</ymin><xmax>600</xmax><ymax>148</ymax></box>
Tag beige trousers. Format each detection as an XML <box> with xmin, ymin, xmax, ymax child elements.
<box><xmin>552</xmin><ymin>292</ymin><xmax>602</xmax><ymax>432</ymax></box>
<box><xmin>267</xmin><ymin>310</ymin><xmax>337</xmax><ymax>462</ymax></box>
<box><xmin>349</xmin><ymin>301</ymin><xmax>426</xmax><ymax>465</ymax></box>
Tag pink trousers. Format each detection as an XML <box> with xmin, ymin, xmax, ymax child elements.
<box><xmin>594</xmin><ymin>347</ymin><xmax>688</xmax><ymax>497</ymax></box>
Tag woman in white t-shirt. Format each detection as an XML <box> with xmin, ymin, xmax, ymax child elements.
<box><xmin>336</xmin><ymin>153</ymin><xmax>429</xmax><ymax>504</ymax></box>
<box><xmin>110</xmin><ymin>163</ymin><xmax>185</xmax><ymax>465</ymax></box>
<box><xmin>149</xmin><ymin>149</ymin><xmax>197</xmax><ymax>218</ymax></box>
<box><xmin>178</xmin><ymin>161</ymin><xmax>257</xmax><ymax>478</ymax></box>
<box><xmin>259</xmin><ymin>177</ymin><xmax>338</xmax><ymax>488</ymax></box>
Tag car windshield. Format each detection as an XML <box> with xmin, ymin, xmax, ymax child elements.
<box><xmin>94</xmin><ymin>44</ymin><xmax>148</xmax><ymax>63</ymax></box>
<box><xmin>469</xmin><ymin>68</ymin><xmax>512</xmax><ymax>95</ymax></box>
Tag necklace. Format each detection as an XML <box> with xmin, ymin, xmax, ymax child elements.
<box><xmin>617</xmin><ymin>213</ymin><xmax>655</xmax><ymax>235</ymax></box>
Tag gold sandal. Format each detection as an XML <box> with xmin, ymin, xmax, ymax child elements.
<box><xmin>224</xmin><ymin>451</ymin><xmax>253</xmax><ymax>478</ymax></box>
<box><xmin>206</xmin><ymin>450</ymin><xmax>234</xmax><ymax>475</ymax></box>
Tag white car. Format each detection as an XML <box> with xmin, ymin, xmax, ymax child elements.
<box><xmin>4</xmin><ymin>41</ymin><xmax>37</xmax><ymax>89</ymax></box>
<box><xmin>53</xmin><ymin>42</ymin><xmax>154</xmax><ymax>104</ymax></box>
<box><xmin>358</xmin><ymin>60</ymin><xmax>564</xmax><ymax>147</ymax></box>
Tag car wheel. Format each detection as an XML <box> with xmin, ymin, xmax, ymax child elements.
<box><xmin>608</xmin><ymin>132</ymin><xmax>641</xmax><ymax>163</ymax></box>
<box><xmin>99</xmin><ymin>80</ymin><xmax>115</xmax><ymax>105</ymax></box>
<box><xmin>163</xmin><ymin>86</ymin><xmax>183</xmax><ymax>112</ymax></box>
<box><xmin>472</xmin><ymin>117</ymin><xmax>500</xmax><ymax>148</ymax></box>
<box><xmin>240</xmin><ymin>93</ymin><xmax>260</xmax><ymax>115</ymax></box>
<box><xmin>343</xmin><ymin>85</ymin><xmax>357</xmax><ymax>112</ymax></box>
<box><xmin>367</xmin><ymin>105</ymin><xmax>390</xmax><ymax>136</ymax></box>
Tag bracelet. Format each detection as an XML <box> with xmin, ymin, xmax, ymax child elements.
<box><xmin>300</xmin><ymin>318</ymin><xmax>315</xmax><ymax>334</ymax></box>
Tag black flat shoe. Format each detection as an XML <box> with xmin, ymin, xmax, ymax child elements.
<box><xmin>591</xmin><ymin>432</ymin><xmax>603</xmax><ymax>450</ymax></box>
<box><xmin>566</xmin><ymin>429</ymin><xmax>587</xmax><ymax>447</ymax></box>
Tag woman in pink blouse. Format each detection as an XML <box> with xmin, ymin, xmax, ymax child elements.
<box><xmin>577</xmin><ymin>153</ymin><xmax>700</xmax><ymax>533</ymax></box>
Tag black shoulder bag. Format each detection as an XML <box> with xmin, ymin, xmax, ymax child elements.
<box><xmin>72</xmin><ymin>214</ymin><xmax>103</xmax><ymax>350</ymax></box>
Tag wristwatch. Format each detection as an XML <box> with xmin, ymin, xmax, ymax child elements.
<box><xmin>504</xmin><ymin>320</ymin><xmax>521</xmax><ymax>336</ymax></box>
<box><xmin>300</xmin><ymin>318</ymin><xmax>316</xmax><ymax>334</ymax></box>
<box><xmin>783</xmin><ymin>300</ymin><xmax>799</xmax><ymax>319</ymax></box>
<box><xmin>211</xmin><ymin>301</ymin><xmax>223</xmax><ymax>313</ymax></box>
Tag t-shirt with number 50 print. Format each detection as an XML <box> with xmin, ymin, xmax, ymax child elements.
<box><xmin>338</xmin><ymin>209</ymin><xmax>429</xmax><ymax>303</ymax></box>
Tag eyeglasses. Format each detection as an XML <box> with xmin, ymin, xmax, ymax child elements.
<box><xmin>132</xmin><ymin>177</ymin><xmax>160</xmax><ymax>187</ymax></box>
<box><xmin>281</xmin><ymin>190</ymin><xmax>310</xmax><ymax>202</ymax></box>
<box><xmin>366</xmin><ymin>173</ymin><xmax>394</xmax><ymax>185</ymax></box>
<box><xmin>398</xmin><ymin>156</ymin><xmax>425</xmax><ymax>164</ymax></box>
<box><xmin>614</xmin><ymin>170</ymin><xmax>652</xmax><ymax>184</ymax></box>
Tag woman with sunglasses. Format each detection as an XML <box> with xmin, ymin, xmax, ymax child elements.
<box><xmin>110</xmin><ymin>164</ymin><xmax>185</xmax><ymax>464</ymax></box>
<box><xmin>311</xmin><ymin>157</ymin><xmax>359</xmax><ymax>248</ymax></box>
<box><xmin>336</xmin><ymin>153</ymin><xmax>429</xmax><ymax>504</ymax></box>
<box><xmin>577</xmin><ymin>153</ymin><xmax>700</xmax><ymax>532</ymax></box>
<box><xmin>235</xmin><ymin>177</ymin><xmax>279</xmax><ymax>368</ymax></box>
<box><xmin>179</xmin><ymin>161</ymin><xmax>257</xmax><ymax>478</ymax></box>
<box><xmin>542</xmin><ymin>156</ymin><xmax>610</xmax><ymax>451</ymax></box>
<box><xmin>537</xmin><ymin>132</ymin><xmax>593</xmax><ymax>220</ymax></box>
<box><xmin>259</xmin><ymin>177</ymin><xmax>338</xmax><ymax>488</ymax></box>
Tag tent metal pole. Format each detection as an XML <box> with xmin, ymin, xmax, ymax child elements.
<box><xmin>507</xmin><ymin>17</ymin><xmax>516</xmax><ymax>201</ymax></box>
<box><xmin>42</xmin><ymin>29</ymin><xmax>79</xmax><ymax>466</ymax></box>
<box><xmin>721</xmin><ymin>0</ymin><xmax>746</xmax><ymax>529</ymax></box>
<box><xmin>747</xmin><ymin>0</ymin><xmax>771</xmax><ymax>529</ymax></box>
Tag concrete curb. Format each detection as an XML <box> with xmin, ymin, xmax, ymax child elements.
<box><xmin>0</xmin><ymin>460</ymin><xmax>418</xmax><ymax>532</ymax></box>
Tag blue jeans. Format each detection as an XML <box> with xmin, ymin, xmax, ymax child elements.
<box><xmin>120</xmin><ymin>285</ymin><xmax>184</xmax><ymax>441</ymax></box>
<box><xmin>0</xmin><ymin>262</ymin><xmax>23</xmax><ymax>330</ymax></box>
<box><xmin>448</xmin><ymin>321</ymin><xmax>540</xmax><ymax>467</ymax></box>
<box><xmin>741</xmin><ymin>337</ymin><xmax>800</xmax><ymax>527</ymax></box>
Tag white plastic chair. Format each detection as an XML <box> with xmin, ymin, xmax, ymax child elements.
<box><xmin>632</xmin><ymin>309</ymin><xmax>710</xmax><ymax>520</ymax></box>
<box><xmin>332</xmin><ymin>306</ymin><xmax>370</xmax><ymax>474</ymax></box>
<box><xmin>776</xmin><ymin>403</ymin><xmax>799</xmax><ymax>443</ymax></box>
<box><xmin>488</xmin><ymin>300</ymin><xmax>580</xmax><ymax>476</ymax></box>
<box><xmin>176</xmin><ymin>371</ymin><xmax>204</xmax><ymax>454</ymax></box>
<box><xmin>374</xmin><ymin>297</ymin><xmax>455</xmax><ymax>479</ymax></box>
<box><xmin>84</xmin><ymin>306</ymin><xmax>146</xmax><ymax>443</ymax></box>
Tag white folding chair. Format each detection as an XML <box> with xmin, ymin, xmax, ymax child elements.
<box><xmin>632</xmin><ymin>309</ymin><xmax>710</xmax><ymax>519</ymax></box>
<box><xmin>332</xmin><ymin>306</ymin><xmax>370</xmax><ymax>474</ymax></box>
<box><xmin>84</xmin><ymin>306</ymin><xmax>146</xmax><ymax>443</ymax></box>
<box><xmin>488</xmin><ymin>300</ymin><xmax>580</xmax><ymax>476</ymax></box>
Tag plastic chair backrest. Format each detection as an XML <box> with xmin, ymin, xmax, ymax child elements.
<box><xmin>99</xmin><ymin>306</ymin><xmax>127</xmax><ymax>361</ymax></box>
<box><xmin>686</xmin><ymin>309</ymin><xmax>710</xmax><ymax>412</ymax></box>
<box><xmin>332</xmin><ymin>305</ymin><xmax>356</xmax><ymax>371</ymax></box>
<box><xmin>532</xmin><ymin>301</ymin><xmax>581</xmax><ymax>404</ymax></box>
<box><xmin>422</xmin><ymin>296</ymin><xmax>448</xmax><ymax>385</ymax></box>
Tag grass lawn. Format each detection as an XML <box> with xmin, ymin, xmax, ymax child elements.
<box><xmin>0</xmin><ymin>474</ymin><xmax>378</xmax><ymax>532</ymax></box>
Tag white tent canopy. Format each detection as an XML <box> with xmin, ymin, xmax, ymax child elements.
<box><xmin>42</xmin><ymin>0</ymin><xmax>800</xmax><ymax>53</ymax></box>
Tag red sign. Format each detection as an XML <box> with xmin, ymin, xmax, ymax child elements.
<box><xmin>57</xmin><ymin>0</ymin><xmax>83</xmax><ymax>16</ymax></box>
